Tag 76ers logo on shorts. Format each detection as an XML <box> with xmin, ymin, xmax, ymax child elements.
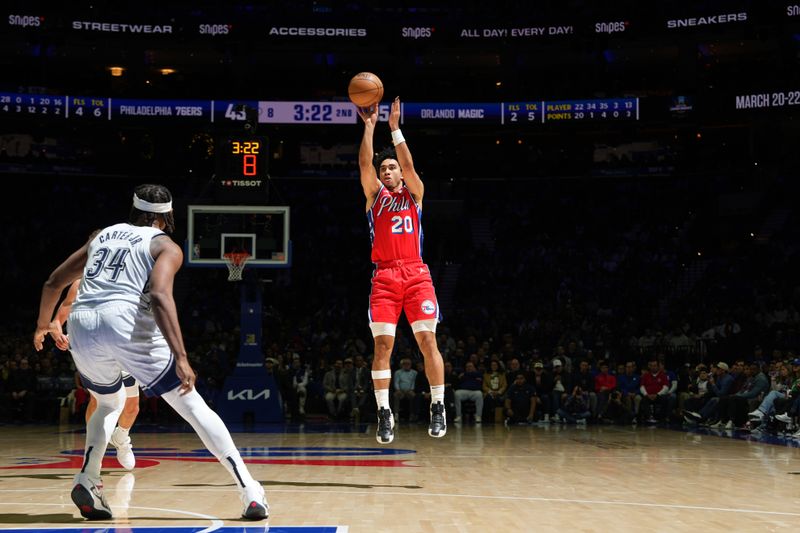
<box><xmin>421</xmin><ymin>300</ymin><xmax>436</xmax><ymax>315</ymax></box>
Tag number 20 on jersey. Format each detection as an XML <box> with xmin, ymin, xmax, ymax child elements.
<box><xmin>391</xmin><ymin>215</ymin><xmax>414</xmax><ymax>234</ymax></box>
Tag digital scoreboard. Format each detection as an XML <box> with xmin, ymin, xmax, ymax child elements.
<box><xmin>503</xmin><ymin>98</ymin><xmax>639</xmax><ymax>123</ymax></box>
<box><xmin>258</xmin><ymin>101</ymin><xmax>356</xmax><ymax>123</ymax></box>
<box><xmin>0</xmin><ymin>91</ymin><xmax>640</xmax><ymax>126</ymax></box>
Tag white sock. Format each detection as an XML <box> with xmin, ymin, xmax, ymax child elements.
<box><xmin>375</xmin><ymin>388</ymin><xmax>390</xmax><ymax>410</ymax></box>
<box><xmin>222</xmin><ymin>452</ymin><xmax>256</xmax><ymax>490</ymax></box>
<box><xmin>112</xmin><ymin>426</ymin><xmax>130</xmax><ymax>441</ymax></box>
<box><xmin>82</xmin><ymin>389</ymin><xmax>126</xmax><ymax>479</ymax></box>
<box><xmin>162</xmin><ymin>388</ymin><xmax>256</xmax><ymax>489</ymax></box>
<box><xmin>430</xmin><ymin>385</ymin><xmax>445</xmax><ymax>406</ymax></box>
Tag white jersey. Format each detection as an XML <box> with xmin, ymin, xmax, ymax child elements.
<box><xmin>67</xmin><ymin>222</ymin><xmax>178</xmax><ymax>397</ymax></box>
<box><xmin>73</xmin><ymin>222</ymin><xmax>166</xmax><ymax>311</ymax></box>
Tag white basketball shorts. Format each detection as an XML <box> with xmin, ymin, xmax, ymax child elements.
<box><xmin>69</xmin><ymin>302</ymin><xmax>180</xmax><ymax>397</ymax></box>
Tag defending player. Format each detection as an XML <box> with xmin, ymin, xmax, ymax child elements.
<box><xmin>33</xmin><ymin>184</ymin><xmax>267</xmax><ymax>520</ymax></box>
<box><xmin>357</xmin><ymin>96</ymin><xmax>447</xmax><ymax>443</ymax></box>
<box><xmin>49</xmin><ymin>279</ymin><xmax>139</xmax><ymax>470</ymax></box>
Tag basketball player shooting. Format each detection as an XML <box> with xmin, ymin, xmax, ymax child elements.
<box><xmin>357</xmin><ymin>96</ymin><xmax>447</xmax><ymax>444</ymax></box>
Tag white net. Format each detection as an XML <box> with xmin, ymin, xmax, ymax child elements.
<box><xmin>223</xmin><ymin>253</ymin><xmax>250</xmax><ymax>281</ymax></box>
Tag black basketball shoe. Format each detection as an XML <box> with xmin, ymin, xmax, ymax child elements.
<box><xmin>428</xmin><ymin>402</ymin><xmax>447</xmax><ymax>438</ymax></box>
<box><xmin>376</xmin><ymin>407</ymin><xmax>395</xmax><ymax>444</ymax></box>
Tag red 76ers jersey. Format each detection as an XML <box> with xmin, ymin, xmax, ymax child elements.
<box><xmin>367</xmin><ymin>185</ymin><xmax>424</xmax><ymax>264</ymax></box>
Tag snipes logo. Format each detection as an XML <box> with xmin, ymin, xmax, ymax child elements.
<box><xmin>667</xmin><ymin>12</ymin><xmax>747</xmax><ymax>28</ymax></box>
<box><xmin>8</xmin><ymin>14</ymin><xmax>43</xmax><ymax>28</ymax></box>
<box><xmin>402</xmin><ymin>26</ymin><xmax>434</xmax><ymax>39</ymax></box>
<box><xmin>199</xmin><ymin>23</ymin><xmax>232</xmax><ymax>36</ymax></box>
<box><xmin>595</xmin><ymin>21</ymin><xmax>628</xmax><ymax>34</ymax></box>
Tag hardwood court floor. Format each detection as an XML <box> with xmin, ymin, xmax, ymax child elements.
<box><xmin>1</xmin><ymin>421</ymin><xmax>799</xmax><ymax>532</ymax></box>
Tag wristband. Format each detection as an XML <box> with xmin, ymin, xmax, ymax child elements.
<box><xmin>391</xmin><ymin>129</ymin><xmax>406</xmax><ymax>146</ymax></box>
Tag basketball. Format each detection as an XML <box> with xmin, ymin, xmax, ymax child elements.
<box><xmin>348</xmin><ymin>72</ymin><xmax>384</xmax><ymax>108</ymax></box>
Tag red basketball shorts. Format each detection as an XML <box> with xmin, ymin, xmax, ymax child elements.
<box><xmin>369</xmin><ymin>260</ymin><xmax>440</xmax><ymax>325</ymax></box>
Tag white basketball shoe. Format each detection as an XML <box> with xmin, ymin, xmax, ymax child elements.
<box><xmin>109</xmin><ymin>427</ymin><xmax>136</xmax><ymax>471</ymax></box>
<box><xmin>241</xmin><ymin>483</ymin><xmax>269</xmax><ymax>520</ymax></box>
<box><xmin>71</xmin><ymin>472</ymin><xmax>112</xmax><ymax>520</ymax></box>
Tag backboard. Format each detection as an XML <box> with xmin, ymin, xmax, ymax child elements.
<box><xmin>186</xmin><ymin>205</ymin><xmax>290</xmax><ymax>267</ymax></box>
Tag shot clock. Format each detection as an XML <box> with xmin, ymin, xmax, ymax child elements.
<box><xmin>220</xmin><ymin>137</ymin><xmax>267</xmax><ymax>180</ymax></box>
<box><xmin>215</xmin><ymin>136</ymin><xmax>269</xmax><ymax>204</ymax></box>
<box><xmin>229</xmin><ymin>138</ymin><xmax>263</xmax><ymax>175</ymax></box>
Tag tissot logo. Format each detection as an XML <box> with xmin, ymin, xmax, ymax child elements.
<box><xmin>666</xmin><ymin>12</ymin><xmax>747</xmax><ymax>28</ymax></box>
<box><xmin>71</xmin><ymin>21</ymin><xmax>173</xmax><ymax>33</ymax></box>
<box><xmin>8</xmin><ymin>15</ymin><xmax>43</xmax><ymax>27</ymax></box>
<box><xmin>199</xmin><ymin>23</ymin><xmax>232</xmax><ymax>36</ymax></box>
<box><xmin>223</xmin><ymin>180</ymin><xmax>262</xmax><ymax>187</ymax></box>
<box><xmin>402</xmin><ymin>27</ymin><xmax>434</xmax><ymax>39</ymax></box>
<box><xmin>595</xmin><ymin>21</ymin><xmax>627</xmax><ymax>34</ymax></box>
<box><xmin>227</xmin><ymin>389</ymin><xmax>271</xmax><ymax>401</ymax></box>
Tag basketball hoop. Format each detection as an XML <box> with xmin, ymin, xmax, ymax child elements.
<box><xmin>223</xmin><ymin>252</ymin><xmax>251</xmax><ymax>281</ymax></box>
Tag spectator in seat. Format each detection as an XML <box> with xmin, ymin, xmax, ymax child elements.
<box><xmin>711</xmin><ymin>362</ymin><xmax>768</xmax><ymax>429</ymax></box>
<box><xmin>482</xmin><ymin>359</ymin><xmax>507</xmax><ymax>423</ymax></box>
<box><xmin>8</xmin><ymin>358</ymin><xmax>36</xmax><ymax>423</ymax></box>
<box><xmin>675</xmin><ymin>363</ymin><xmax>695</xmax><ymax>414</ymax></box>
<box><xmin>505</xmin><ymin>358</ymin><xmax>524</xmax><ymax>384</ymax></box>
<box><xmin>290</xmin><ymin>355</ymin><xmax>310</xmax><ymax>418</ymax></box>
<box><xmin>617</xmin><ymin>361</ymin><xmax>641</xmax><ymax>419</ymax></box>
<box><xmin>751</xmin><ymin>360</ymin><xmax>798</xmax><ymax>424</ymax></box>
<box><xmin>729</xmin><ymin>360</ymin><xmax>747</xmax><ymax>394</ymax></box>
<box><xmin>392</xmin><ymin>358</ymin><xmax>417</xmax><ymax>421</ymax></box>
<box><xmin>639</xmin><ymin>358</ymin><xmax>670</xmax><ymax>424</ymax></box>
<box><xmin>572</xmin><ymin>360</ymin><xmax>597</xmax><ymax>418</ymax></box>
<box><xmin>659</xmin><ymin>360</ymin><xmax>679</xmax><ymax>421</ymax></box>
<box><xmin>603</xmin><ymin>389</ymin><xmax>634</xmax><ymax>425</ymax></box>
<box><xmin>529</xmin><ymin>361</ymin><xmax>553</xmax><ymax>422</ymax></box>
<box><xmin>350</xmin><ymin>354</ymin><xmax>371</xmax><ymax>420</ymax></box>
<box><xmin>594</xmin><ymin>360</ymin><xmax>617</xmax><ymax>421</ymax></box>
<box><xmin>550</xmin><ymin>359</ymin><xmax>571</xmax><ymax>421</ymax></box>
<box><xmin>324</xmin><ymin>359</ymin><xmax>349</xmax><ymax>419</ymax></box>
<box><xmin>414</xmin><ymin>360</ymin><xmax>431</xmax><ymax>423</ymax></box>
<box><xmin>748</xmin><ymin>363</ymin><xmax>790</xmax><ymax>418</ymax></box>
<box><xmin>557</xmin><ymin>386</ymin><xmax>591</xmax><ymax>425</ymax></box>
<box><xmin>504</xmin><ymin>373</ymin><xmax>536</xmax><ymax>425</ymax></box>
<box><xmin>454</xmin><ymin>361</ymin><xmax>483</xmax><ymax>424</ymax></box>
<box><xmin>683</xmin><ymin>365</ymin><xmax>712</xmax><ymax>418</ymax></box>
<box><xmin>684</xmin><ymin>361</ymin><xmax>735</xmax><ymax>424</ymax></box>
<box><xmin>771</xmin><ymin>366</ymin><xmax>800</xmax><ymax>438</ymax></box>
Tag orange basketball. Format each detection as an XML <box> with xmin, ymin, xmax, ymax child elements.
<box><xmin>348</xmin><ymin>72</ymin><xmax>384</xmax><ymax>108</ymax></box>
